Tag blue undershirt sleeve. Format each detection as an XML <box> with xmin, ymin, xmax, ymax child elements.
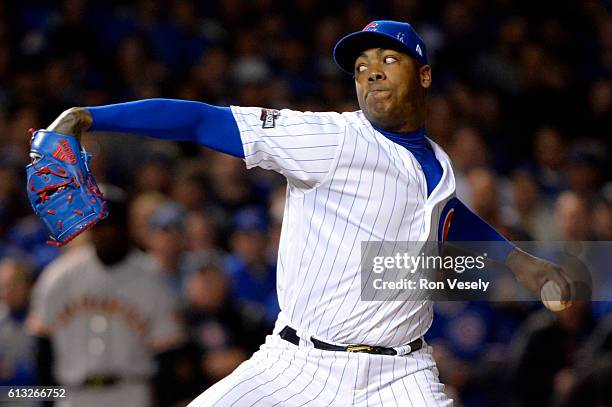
<box><xmin>443</xmin><ymin>198</ymin><xmax>515</xmax><ymax>263</ymax></box>
<box><xmin>85</xmin><ymin>98</ymin><xmax>244</xmax><ymax>158</ymax></box>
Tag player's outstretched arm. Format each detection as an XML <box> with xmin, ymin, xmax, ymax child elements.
<box><xmin>30</xmin><ymin>99</ymin><xmax>246</xmax><ymax>245</ymax></box>
<box><xmin>49</xmin><ymin>100</ymin><xmax>346</xmax><ymax>189</ymax></box>
<box><xmin>48</xmin><ymin>99</ymin><xmax>245</xmax><ymax>158</ymax></box>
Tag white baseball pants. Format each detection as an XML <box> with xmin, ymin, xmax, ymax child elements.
<box><xmin>188</xmin><ymin>334</ymin><xmax>452</xmax><ymax>407</ymax></box>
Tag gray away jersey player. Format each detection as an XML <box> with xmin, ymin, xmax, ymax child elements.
<box><xmin>231</xmin><ymin>107</ymin><xmax>456</xmax><ymax>347</ymax></box>
<box><xmin>30</xmin><ymin>247</ymin><xmax>182</xmax><ymax>386</ymax></box>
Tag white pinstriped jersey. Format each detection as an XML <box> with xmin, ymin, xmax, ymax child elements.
<box><xmin>231</xmin><ymin>107</ymin><xmax>456</xmax><ymax>347</ymax></box>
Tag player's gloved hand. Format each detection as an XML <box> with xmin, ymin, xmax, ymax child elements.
<box><xmin>506</xmin><ymin>248</ymin><xmax>573</xmax><ymax>310</ymax></box>
<box><xmin>26</xmin><ymin>120</ymin><xmax>107</xmax><ymax>246</ymax></box>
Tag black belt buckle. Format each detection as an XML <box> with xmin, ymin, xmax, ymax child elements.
<box><xmin>350</xmin><ymin>345</ymin><xmax>398</xmax><ymax>356</ymax></box>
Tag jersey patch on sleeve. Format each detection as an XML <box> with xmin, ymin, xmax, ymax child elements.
<box><xmin>260</xmin><ymin>108</ymin><xmax>280</xmax><ymax>128</ymax></box>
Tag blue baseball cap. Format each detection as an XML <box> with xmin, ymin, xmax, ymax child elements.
<box><xmin>333</xmin><ymin>20</ymin><xmax>428</xmax><ymax>75</ymax></box>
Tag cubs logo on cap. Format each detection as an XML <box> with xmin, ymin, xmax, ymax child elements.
<box><xmin>333</xmin><ymin>20</ymin><xmax>428</xmax><ymax>75</ymax></box>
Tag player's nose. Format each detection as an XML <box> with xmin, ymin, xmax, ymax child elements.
<box><xmin>368</xmin><ymin>69</ymin><xmax>385</xmax><ymax>82</ymax></box>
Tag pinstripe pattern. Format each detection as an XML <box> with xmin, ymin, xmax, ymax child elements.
<box><xmin>188</xmin><ymin>107</ymin><xmax>456</xmax><ymax>405</ymax></box>
<box><xmin>189</xmin><ymin>335</ymin><xmax>447</xmax><ymax>406</ymax></box>
<box><xmin>302</xmin><ymin>134</ymin><xmax>376</xmax><ymax>333</ymax></box>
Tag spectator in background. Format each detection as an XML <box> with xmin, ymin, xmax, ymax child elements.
<box><xmin>559</xmin><ymin>355</ymin><xmax>612</xmax><ymax>407</ymax></box>
<box><xmin>0</xmin><ymin>259</ymin><xmax>35</xmax><ymax>387</ymax></box>
<box><xmin>574</xmin><ymin>314</ymin><xmax>612</xmax><ymax>377</ymax></box>
<box><xmin>448</xmin><ymin>127</ymin><xmax>489</xmax><ymax>203</ymax></box>
<box><xmin>191</xmin><ymin>48</ymin><xmax>232</xmax><ymax>102</ymax></box>
<box><xmin>592</xmin><ymin>192</ymin><xmax>612</xmax><ymax>241</ymax></box>
<box><xmin>4</xmin><ymin>108</ymin><xmax>41</xmax><ymax>156</ymax></box>
<box><xmin>566</xmin><ymin>140</ymin><xmax>607</xmax><ymax>198</ymax></box>
<box><xmin>5</xmin><ymin>215</ymin><xmax>60</xmax><ymax>274</ymax></box>
<box><xmin>427</xmin><ymin>303</ymin><xmax>484</xmax><ymax>403</ymax></box>
<box><xmin>147</xmin><ymin>202</ymin><xmax>190</xmax><ymax>297</ymax></box>
<box><xmin>426</xmin><ymin>95</ymin><xmax>454</xmax><ymax>149</ymax></box>
<box><xmin>466</xmin><ymin>168</ymin><xmax>504</xmax><ymax>230</ymax></box>
<box><xmin>134</xmin><ymin>153</ymin><xmax>174</xmax><ymax>195</ymax></box>
<box><xmin>226</xmin><ymin>207</ymin><xmax>279</xmax><ymax>326</ymax></box>
<box><xmin>531</xmin><ymin>127</ymin><xmax>567</xmax><ymax>197</ymax></box>
<box><xmin>113</xmin><ymin>33</ymin><xmax>164</xmax><ymax>100</ymax></box>
<box><xmin>184</xmin><ymin>257</ymin><xmax>268</xmax><ymax>391</ymax></box>
<box><xmin>184</xmin><ymin>210</ymin><xmax>223</xmax><ymax>256</ymax></box>
<box><xmin>511</xmin><ymin>302</ymin><xmax>596</xmax><ymax>407</ymax></box>
<box><xmin>276</xmin><ymin>36</ymin><xmax>316</xmax><ymax>100</ymax></box>
<box><xmin>506</xmin><ymin>169</ymin><xmax>556</xmax><ymax>240</ymax></box>
<box><xmin>231</xmin><ymin>29</ymin><xmax>270</xmax><ymax>87</ymax></box>
<box><xmin>0</xmin><ymin>164</ymin><xmax>25</xmax><ymax>232</ymax></box>
<box><xmin>128</xmin><ymin>191</ymin><xmax>168</xmax><ymax>250</ymax></box>
<box><xmin>475</xmin><ymin>16</ymin><xmax>526</xmax><ymax>95</ymax></box>
<box><xmin>554</xmin><ymin>191</ymin><xmax>593</xmax><ymax>241</ymax></box>
<box><xmin>208</xmin><ymin>153</ymin><xmax>266</xmax><ymax>217</ymax></box>
<box><xmin>586</xmin><ymin>80</ymin><xmax>612</xmax><ymax>178</ymax></box>
<box><xmin>171</xmin><ymin>165</ymin><xmax>210</xmax><ymax>212</ymax></box>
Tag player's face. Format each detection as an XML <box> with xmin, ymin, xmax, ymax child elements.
<box><xmin>354</xmin><ymin>48</ymin><xmax>431</xmax><ymax>131</ymax></box>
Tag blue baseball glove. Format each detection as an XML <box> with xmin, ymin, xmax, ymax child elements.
<box><xmin>26</xmin><ymin>129</ymin><xmax>108</xmax><ymax>246</ymax></box>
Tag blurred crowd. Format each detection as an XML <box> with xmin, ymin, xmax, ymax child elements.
<box><xmin>0</xmin><ymin>0</ymin><xmax>611</xmax><ymax>406</ymax></box>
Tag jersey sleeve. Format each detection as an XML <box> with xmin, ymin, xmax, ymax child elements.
<box><xmin>230</xmin><ymin>106</ymin><xmax>346</xmax><ymax>188</ymax></box>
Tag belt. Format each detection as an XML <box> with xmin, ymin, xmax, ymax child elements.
<box><xmin>82</xmin><ymin>375</ymin><xmax>120</xmax><ymax>388</ymax></box>
<box><xmin>279</xmin><ymin>326</ymin><xmax>422</xmax><ymax>356</ymax></box>
<box><xmin>80</xmin><ymin>375</ymin><xmax>148</xmax><ymax>389</ymax></box>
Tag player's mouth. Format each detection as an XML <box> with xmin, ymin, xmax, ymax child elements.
<box><xmin>367</xmin><ymin>85</ymin><xmax>391</xmax><ymax>94</ymax></box>
<box><xmin>367</xmin><ymin>89</ymin><xmax>392</xmax><ymax>102</ymax></box>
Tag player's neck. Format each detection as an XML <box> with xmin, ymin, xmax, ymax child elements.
<box><xmin>380</xmin><ymin>114</ymin><xmax>425</xmax><ymax>133</ymax></box>
<box><xmin>392</xmin><ymin>97</ymin><xmax>427</xmax><ymax>132</ymax></box>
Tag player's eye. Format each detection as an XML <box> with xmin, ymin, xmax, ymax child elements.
<box><xmin>356</xmin><ymin>64</ymin><xmax>367</xmax><ymax>73</ymax></box>
<box><xmin>384</xmin><ymin>56</ymin><xmax>398</xmax><ymax>64</ymax></box>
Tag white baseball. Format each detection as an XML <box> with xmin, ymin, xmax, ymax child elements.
<box><xmin>540</xmin><ymin>281</ymin><xmax>572</xmax><ymax>312</ymax></box>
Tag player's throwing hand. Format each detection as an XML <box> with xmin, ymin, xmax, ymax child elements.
<box><xmin>506</xmin><ymin>248</ymin><xmax>574</xmax><ymax>310</ymax></box>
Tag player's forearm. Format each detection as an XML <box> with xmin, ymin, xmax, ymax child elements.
<box><xmin>50</xmin><ymin>99</ymin><xmax>245</xmax><ymax>158</ymax></box>
<box><xmin>449</xmin><ymin>199</ymin><xmax>573</xmax><ymax>307</ymax></box>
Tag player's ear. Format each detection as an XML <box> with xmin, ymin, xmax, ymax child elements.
<box><xmin>419</xmin><ymin>65</ymin><xmax>431</xmax><ymax>89</ymax></box>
